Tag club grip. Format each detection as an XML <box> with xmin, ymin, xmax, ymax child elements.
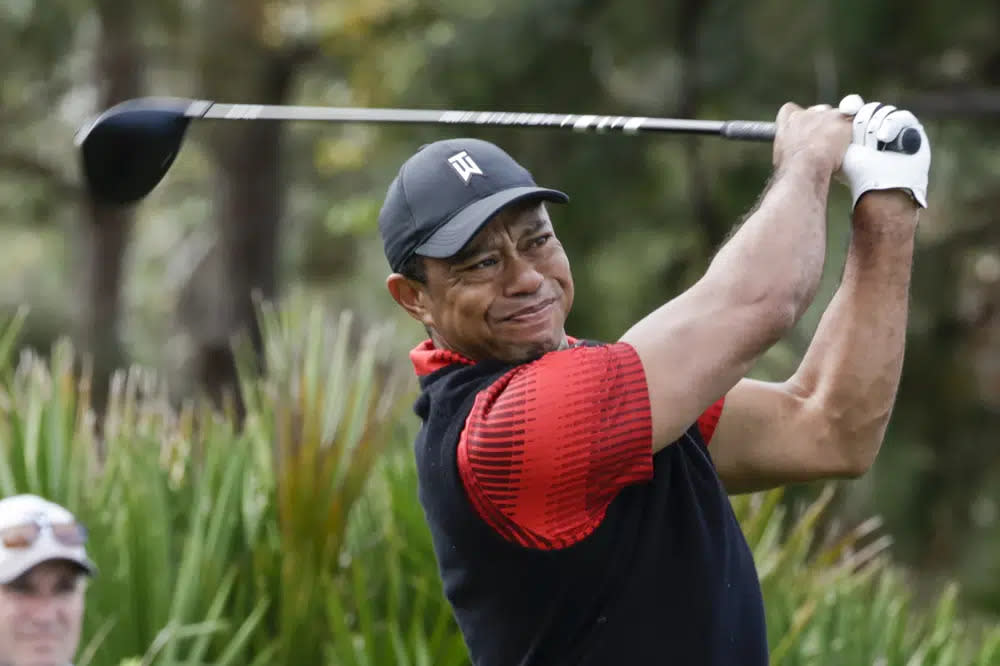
<box><xmin>720</xmin><ymin>121</ymin><xmax>776</xmax><ymax>142</ymax></box>
<box><xmin>880</xmin><ymin>127</ymin><xmax>922</xmax><ymax>155</ymax></box>
<box><xmin>721</xmin><ymin>120</ymin><xmax>922</xmax><ymax>155</ymax></box>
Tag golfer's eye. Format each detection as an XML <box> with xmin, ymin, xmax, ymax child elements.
<box><xmin>527</xmin><ymin>233</ymin><xmax>552</xmax><ymax>248</ymax></box>
<box><xmin>467</xmin><ymin>257</ymin><xmax>498</xmax><ymax>271</ymax></box>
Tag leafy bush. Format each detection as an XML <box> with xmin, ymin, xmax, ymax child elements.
<box><xmin>735</xmin><ymin>487</ymin><xmax>1000</xmax><ymax>665</ymax></box>
<box><xmin>0</xmin><ymin>305</ymin><xmax>997</xmax><ymax>665</ymax></box>
<box><xmin>0</xmin><ymin>300</ymin><xmax>465</xmax><ymax>665</ymax></box>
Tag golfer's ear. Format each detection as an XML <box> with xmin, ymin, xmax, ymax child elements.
<box><xmin>387</xmin><ymin>273</ymin><xmax>433</xmax><ymax>326</ymax></box>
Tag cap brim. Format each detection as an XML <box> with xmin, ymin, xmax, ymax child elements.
<box><xmin>0</xmin><ymin>548</ymin><xmax>97</xmax><ymax>584</ymax></box>
<box><xmin>413</xmin><ymin>186</ymin><xmax>568</xmax><ymax>259</ymax></box>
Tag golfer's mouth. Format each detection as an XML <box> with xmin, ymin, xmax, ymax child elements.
<box><xmin>501</xmin><ymin>299</ymin><xmax>556</xmax><ymax>323</ymax></box>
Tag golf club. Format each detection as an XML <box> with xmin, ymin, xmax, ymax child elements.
<box><xmin>75</xmin><ymin>96</ymin><xmax>923</xmax><ymax>206</ymax></box>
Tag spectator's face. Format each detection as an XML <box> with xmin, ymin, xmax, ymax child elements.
<box><xmin>0</xmin><ymin>560</ymin><xmax>85</xmax><ymax>666</ymax></box>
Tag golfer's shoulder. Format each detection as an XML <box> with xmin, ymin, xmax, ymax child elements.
<box><xmin>522</xmin><ymin>337</ymin><xmax>645</xmax><ymax>381</ymax></box>
<box><xmin>467</xmin><ymin>338</ymin><xmax>649</xmax><ymax>419</ymax></box>
<box><xmin>411</xmin><ymin>337</ymin><xmax>648</xmax><ymax>420</ymax></box>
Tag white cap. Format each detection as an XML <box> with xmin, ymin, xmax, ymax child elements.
<box><xmin>0</xmin><ymin>494</ymin><xmax>96</xmax><ymax>585</ymax></box>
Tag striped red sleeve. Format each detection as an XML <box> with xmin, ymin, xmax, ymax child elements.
<box><xmin>697</xmin><ymin>397</ymin><xmax>725</xmax><ymax>445</ymax></box>
<box><xmin>457</xmin><ymin>342</ymin><xmax>653</xmax><ymax>550</ymax></box>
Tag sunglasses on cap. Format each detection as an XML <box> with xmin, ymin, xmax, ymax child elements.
<box><xmin>0</xmin><ymin>517</ymin><xmax>88</xmax><ymax>549</ymax></box>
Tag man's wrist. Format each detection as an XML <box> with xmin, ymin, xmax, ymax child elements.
<box><xmin>776</xmin><ymin>151</ymin><xmax>835</xmax><ymax>192</ymax></box>
<box><xmin>852</xmin><ymin>190</ymin><xmax>920</xmax><ymax>234</ymax></box>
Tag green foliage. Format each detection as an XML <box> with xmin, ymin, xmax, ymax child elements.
<box><xmin>326</xmin><ymin>447</ymin><xmax>471</xmax><ymax>666</ymax></box>
<box><xmin>734</xmin><ymin>487</ymin><xmax>1000</xmax><ymax>665</ymax></box>
<box><xmin>0</xmin><ymin>303</ymin><xmax>462</xmax><ymax>665</ymax></box>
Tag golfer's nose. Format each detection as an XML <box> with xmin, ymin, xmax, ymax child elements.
<box><xmin>503</xmin><ymin>255</ymin><xmax>544</xmax><ymax>296</ymax></box>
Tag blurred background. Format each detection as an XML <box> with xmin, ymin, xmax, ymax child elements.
<box><xmin>1</xmin><ymin>0</ymin><xmax>998</xmax><ymax>663</ymax></box>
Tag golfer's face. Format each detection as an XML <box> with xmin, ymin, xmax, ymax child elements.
<box><xmin>423</xmin><ymin>202</ymin><xmax>574</xmax><ymax>363</ymax></box>
<box><xmin>0</xmin><ymin>561</ymin><xmax>85</xmax><ymax>666</ymax></box>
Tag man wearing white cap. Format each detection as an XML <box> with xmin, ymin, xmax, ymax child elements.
<box><xmin>0</xmin><ymin>494</ymin><xmax>96</xmax><ymax>666</ymax></box>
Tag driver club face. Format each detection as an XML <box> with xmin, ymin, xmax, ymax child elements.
<box><xmin>76</xmin><ymin>100</ymin><xmax>192</xmax><ymax>205</ymax></box>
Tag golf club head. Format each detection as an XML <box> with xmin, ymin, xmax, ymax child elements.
<box><xmin>75</xmin><ymin>97</ymin><xmax>205</xmax><ymax>206</ymax></box>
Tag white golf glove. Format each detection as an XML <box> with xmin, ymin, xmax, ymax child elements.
<box><xmin>837</xmin><ymin>95</ymin><xmax>931</xmax><ymax>208</ymax></box>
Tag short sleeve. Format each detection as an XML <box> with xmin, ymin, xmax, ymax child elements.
<box><xmin>457</xmin><ymin>342</ymin><xmax>653</xmax><ymax>550</ymax></box>
<box><xmin>697</xmin><ymin>397</ymin><xmax>725</xmax><ymax>445</ymax></box>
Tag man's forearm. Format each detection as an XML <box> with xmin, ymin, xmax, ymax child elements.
<box><xmin>789</xmin><ymin>191</ymin><xmax>919</xmax><ymax>470</ymax></box>
<box><xmin>705</xmin><ymin>157</ymin><xmax>831</xmax><ymax>322</ymax></box>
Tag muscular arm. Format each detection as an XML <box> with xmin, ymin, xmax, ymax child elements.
<box><xmin>709</xmin><ymin>191</ymin><xmax>919</xmax><ymax>493</ymax></box>
<box><xmin>620</xmin><ymin>151</ymin><xmax>834</xmax><ymax>450</ymax></box>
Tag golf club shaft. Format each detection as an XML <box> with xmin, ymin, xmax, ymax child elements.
<box><xmin>185</xmin><ymin>100</ymin><xmax>777</xmax><ymax>142</ymax></box>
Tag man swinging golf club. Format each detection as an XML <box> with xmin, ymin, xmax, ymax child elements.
<box><xmin>378</xmin><ymin>93</ymin><xmax>930</xmax><ymax>665</ymax></box>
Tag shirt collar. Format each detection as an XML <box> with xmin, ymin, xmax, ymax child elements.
<box><xmin>409</xmin><ymin>337</ymin><xmax>580</xmax><ymax>377</ymax></box>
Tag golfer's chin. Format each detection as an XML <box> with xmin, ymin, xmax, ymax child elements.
<box><xmin>491</xmin><ymin>326</ymin><xmax>566</xmax><ymax>364</ymax></box>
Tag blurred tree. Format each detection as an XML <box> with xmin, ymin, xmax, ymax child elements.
<box><xmin>174</xmin><ymin>0</ymin><xmax>437</xmax><ymax>413</ymax></box>
<box><xmin>176</xmin><ymin>0</ymin><xmax>320</xmax><ymax>413</ymax></box>
<box><xmin>79</xmin><ymin>0</ymin><xmax>144</xmax><ymax>411</ymax></box>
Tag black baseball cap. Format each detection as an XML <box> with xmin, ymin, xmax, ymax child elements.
<box><xmin>378</xmin><ymin>138</ymin><xmax>569</xmax><ymax>273</ymax></box>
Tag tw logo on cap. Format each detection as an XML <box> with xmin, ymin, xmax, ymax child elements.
<box><xmin>447</xmin><ymin>150</ymin><xmax>483</xmax><ymax>184</ymax></box>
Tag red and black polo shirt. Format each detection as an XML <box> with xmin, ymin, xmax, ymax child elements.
<box><xmin>410</xmin><ymin>338</ymin><xmax>767</xmax><ymax>666</ymax></box>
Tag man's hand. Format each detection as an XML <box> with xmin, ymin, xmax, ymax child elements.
<box><xmin>772</xmin><ymin>100</ymin><xmax>853</xmax><ymax>176</ymax></box>
<box><xmin>838</xmin><ymin>100</ymin><xmax>932</xmax><ymax>208</ymax></box>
